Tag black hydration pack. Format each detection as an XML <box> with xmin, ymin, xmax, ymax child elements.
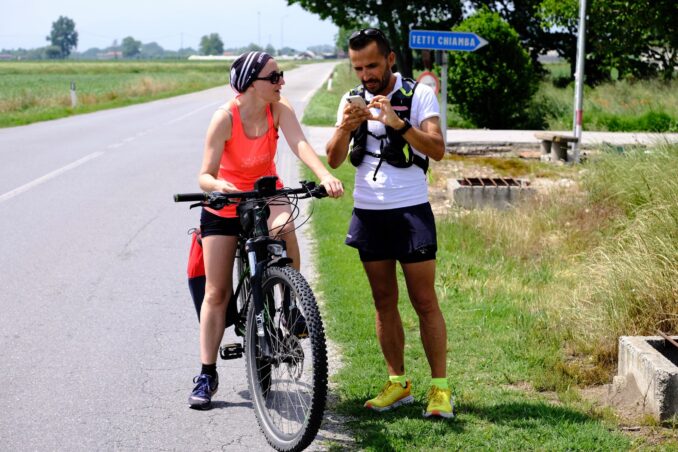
<box><xmin>348</xmin><ymin>77</ymin><xmax>429</xmax><ymax>180</ymax></box>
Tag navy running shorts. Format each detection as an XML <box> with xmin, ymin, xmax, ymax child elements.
<box><xmin>345</xmin><ymin>202</ymin><xmax>437</xmax><ymax>263</ymax></box>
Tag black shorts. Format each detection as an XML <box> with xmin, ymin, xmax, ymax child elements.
<box><xmin>345</xmin><ymin>203</ymin><xmax>437</xmax><ymax>263</ymax></box>
<box><xmin>200</xmin><ymin>208</ymin><xmax>242</xmax><ymax>238</ymax></box>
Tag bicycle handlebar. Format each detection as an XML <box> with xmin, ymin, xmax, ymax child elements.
<box><xmin>173</xmin><ymin>179</ymin><xmax>328</xmax><ymax>207</ymax></box>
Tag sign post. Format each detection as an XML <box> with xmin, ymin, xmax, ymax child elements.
<box><xmin>409</xmin><ymin>30</ymin><xmax>488</xmax><ymax>146</ymax></box>
<box><xmin>572</xmin><ymin>0</ymin><xmax>587</xmax><ymax>163</ymax></box>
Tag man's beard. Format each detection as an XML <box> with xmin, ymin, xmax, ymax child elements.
<box><xmin>363</xmin><ymin>68</ymin><xmax>392</xmax><ymax>95</ymax></box>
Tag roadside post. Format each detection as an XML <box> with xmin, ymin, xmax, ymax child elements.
<box><xmin>572</xmin><ymin>0</ymin><xmax>587</xmax><ymax>163</ymax></box>
<box><xmin>70</xmin><ymin>81</ymin><xmax>77</xmax><ymax>108</ymax></box>
<box><xmin>409</xmin><ymin>30</ymin><xmax>488</xmax><ymax>146</ymax></box>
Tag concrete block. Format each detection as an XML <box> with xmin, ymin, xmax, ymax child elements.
<box><xmin>446</xmin><ymin>178</ymin><xmax>536</xmax><ymax>210</ymax></box>
<box><xmin>617</xmin><ymin>336</ymin><xmax>678</xmax><ymax>420</ymax></box>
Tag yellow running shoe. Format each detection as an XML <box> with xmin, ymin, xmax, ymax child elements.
<box><xmin>423</xmin><ymin>386</ymin><xmax>454</xmax><ymax>419</ymax></box>
<box><xmin>364</xmin><ymin>380</ymin><xmax>414</xmax><ymax>412</ymax></box>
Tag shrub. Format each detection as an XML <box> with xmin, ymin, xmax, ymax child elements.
<box><xmin>447</xmin><ymin>9</ymin><xmax>543</xmax><ymax>129</ymax></box>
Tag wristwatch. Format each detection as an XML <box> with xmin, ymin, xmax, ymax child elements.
<box><xmin>395</xmin><ymin>118</ymin><xmax>412</xmax><ymax>135</ymax></box>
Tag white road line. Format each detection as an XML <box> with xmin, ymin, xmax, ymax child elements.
<box><xmin>166</xmin><ymin>101</ymin><xmax>222</xmax><ymax>125</ymax></box>
<box><xmin>0</xmin><ymin>151</ymin><xmax>104</xmax><ymax>204</ymax></box>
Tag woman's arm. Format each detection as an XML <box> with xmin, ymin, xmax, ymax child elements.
<box><xmin>276</xmin><ymin>98</ymin><xmax>344</xmax><ymax>197</ymax></box>
<box><xmin>198</xmin><ymin>105</ymin><xmax>239</xmax><ymax>193</ymax></box>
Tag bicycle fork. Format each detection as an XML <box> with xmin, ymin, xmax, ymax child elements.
<box><xmin>246</xmin><ymin>238</ymin><xmax>277</xmax><ymax>361</ymax></box>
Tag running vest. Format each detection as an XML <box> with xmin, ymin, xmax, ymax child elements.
<box><xmin>348</xmin><ymin>77</ymin><xmax>429</xmax><ymax>179</ymax></box>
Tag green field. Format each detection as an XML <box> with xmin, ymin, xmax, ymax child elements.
<box><xmin>303</xmin><ymin>144</ymin><xmax>678</xmax><ymax>450</ymax></box>
<box><xmin>0</xmin><ymin>60</ymin><xmax>297</xmax><ymax>128</ymax></box>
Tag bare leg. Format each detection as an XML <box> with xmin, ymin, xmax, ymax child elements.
<box><xmin>402</xmin><ymin>260</ymin><xmax>447</xmax><ymax>378</ymax></box>
<box><xmin>200</xmin><ymin>235</ymin><xmax>238</xmax><ymax>364</ymax></box>
<box><xmin>363</xmin><ymin>260</ymin><xmax>405</xmax><ymax>376</ymax></box>
<box><xmin>268</xmin><ymin>201</ymin><xmax>300</xmax><ymax>271</ymax></box>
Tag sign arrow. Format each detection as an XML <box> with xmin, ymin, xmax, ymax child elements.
<box><xmin>409</xmin><ymin>30</ymin><xmax>488</xmax><ymax>52</ymax></box>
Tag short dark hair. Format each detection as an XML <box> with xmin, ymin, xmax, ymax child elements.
<box><xmin>348</xmin><ymin>28</ymin><xmax>391</xmax><ymax>56</ymax></box>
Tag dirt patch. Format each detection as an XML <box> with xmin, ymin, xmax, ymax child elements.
<box><xmin>580</xmin><ymin>378</ymin><xmax>678</xmax><ymax>446</ymax></box>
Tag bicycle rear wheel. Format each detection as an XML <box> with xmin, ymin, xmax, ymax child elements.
<box><xmin>243</xmin><ymin>266</ymin><xmax>327</xmax><ymax>452</ymax></box>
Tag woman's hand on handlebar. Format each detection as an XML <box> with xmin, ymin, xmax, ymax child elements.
<box><xmin>216</xmin><ymin>179</ymin><xmax>240</xmax><ymax>193</ymax></box>
<box><xmin>319</xmin><ymin>174</ymin><xmax>344</xmax><ymax>198</ymax></box>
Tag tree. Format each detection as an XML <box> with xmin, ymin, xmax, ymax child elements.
<box><xmin>245</xmin><ymin>43</ymin><xmax>264</xmax><ymax>52</ymax></box>
<box><xmin>121</xmin><ymin>36</ymin><xmax>142</xmax><ymax>58</ymax></box>
<box><xmin>265</xmin><ymin>44</ymin><xmax>276</xmax><ymax>55</ymax></box>
<box><xmin>447</xmin><ymin>9</ymin><xmax>543</xmax><ymax>129</ymax></box>
<box><xmin>44</xmin><ymin>46</ymin><xmax>63</xmax><ymax>60</ymax></box>
<box><xmin>199</xmin><ymin>33</ymin><xmax>224</xmax><ymax>56</ymax></box>
<box><xmin>140</xmin><ymin>42</ymin><xmax>165</xmax><ymax>59</ymax></box>
<box><xmin>335</xmin><ymin>23</ymin><xmax>368</xmax><ymax>53</ymax></box>
<box><xmin>278</xmin><ymin>46</ymin><xmax>297</xmax><ymax>56</ymax></box>
<box><xmin>287</xmin><ymin>0</ymin><xmax>463</xmax><ymax>77</ymax></box>
<box><xmin>474</xmin><ymin>0</ymin><xmax>678</xmax><ymax>83</ymax></box>
<box><xmin>46</xmin><ymin>16</ymin><xmax>78</xmax><ymax>58</ymax></box>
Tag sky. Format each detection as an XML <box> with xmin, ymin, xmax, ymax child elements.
<box><xmin>0</xmin><ymin>0</ymin><xmax>339</xmax><ymax>51</ymax></box>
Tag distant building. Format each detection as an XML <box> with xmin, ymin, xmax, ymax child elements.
<box><xmin>294</xmin><ymin>50</ymin><xmax>317</xmax><ymax>60</ymax></box>
<box><xmin>187</xmin><ymin>55</ymin><xmax>238</xmax><ymax>61</ymax></box>
<box><xmin>98</xmin><ymin>50</ymin><xmax>123</xmax><ymax>60</ymax></box>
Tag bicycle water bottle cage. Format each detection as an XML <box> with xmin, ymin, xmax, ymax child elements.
<box><xmin>254</xmin><ymin>176</ymin><xmax>279</xmax><ymax>197</ymax></box>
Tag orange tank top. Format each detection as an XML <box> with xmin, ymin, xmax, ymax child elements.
<box><xmin>207</xmin><ymin>101</ymin><xmax>283</xmax><ymax>218</ymax></box>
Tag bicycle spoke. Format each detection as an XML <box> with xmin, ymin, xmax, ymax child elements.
<box><xmin>244</xmin><ymin>266</ymin><xmax>327</xmax><ymax>450</ymax></box>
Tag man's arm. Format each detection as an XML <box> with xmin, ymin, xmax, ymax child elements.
<box><xmin>398</xmin><ymin>116</ymin><xmax>445</xmax><ymax>162</ymax></box>
<box><xmin>326</xmin><ymin>101</ymin><xmax>371</xmax><ymax>169</ymax></box>
<box><xmin>368</xmin><ymin>95</ymin><xmax>445</xmax><ymax>162</ymax></box>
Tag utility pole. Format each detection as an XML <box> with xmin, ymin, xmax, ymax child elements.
<box><xmin>572</xmin><ymin>0</ymin><xmax>587</xmax><ymax>163</ymax></box>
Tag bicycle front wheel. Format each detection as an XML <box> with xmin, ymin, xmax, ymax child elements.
<box><xmin>244</xmin><ymin>265</ymin><xmax>327</xmax><ymax>452</ymax></box>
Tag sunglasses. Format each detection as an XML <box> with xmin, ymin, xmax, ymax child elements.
<box><xmin>349</xmin><ymin>28</ymin><xmax>387</xmax><ymax>43</ymax></box>
<box><xmin>256</xmin><ymin>71</ymin><xmax>284</xmax><ymax>84</ymax></box>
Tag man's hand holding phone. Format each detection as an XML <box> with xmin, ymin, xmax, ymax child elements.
<box><xmin>339</xmin><ymin>95</ymin><xmax>371</xmax><ymax>132</ymax></box>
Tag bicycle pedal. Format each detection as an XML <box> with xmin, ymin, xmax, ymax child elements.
<box><xmin>219</xmin><ymin>343</ymin><xmax>243</xmax><ymax>360</ymax></box>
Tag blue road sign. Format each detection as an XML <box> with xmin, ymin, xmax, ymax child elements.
<box><xmin>409</xmin><ymin>30</ymin><xmax>488</xmax><ymax>52</ymax></box>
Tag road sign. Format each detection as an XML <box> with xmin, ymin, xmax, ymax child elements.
<box><xmin>409</xmin><ymin>30</ymin><xmax>488</xmax><ymax>52</ymax></box>
<box><xmin>416</xmin><ymin>71</ymin><xmax>439</xmax><ymax>95</ymax></box>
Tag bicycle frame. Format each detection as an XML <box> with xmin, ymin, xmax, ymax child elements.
<box><xmin>175</xmin><ymin>176</ymin><xmax>329</xmax><ymax>451</ymax></box>
<box><xmin>176</xmin><ymin>176</ymin><xmax>325</xmax><ymax>359</ymax></box>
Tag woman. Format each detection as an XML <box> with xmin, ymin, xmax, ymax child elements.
<box><xmin>189</xmin><ymin>51</ymin><xmax>343</xmax><ymax>409</ymax></box>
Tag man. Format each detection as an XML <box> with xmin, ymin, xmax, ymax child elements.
<box><xmin>326</xmin><ymin>28</ymin><xmax>452</xmax><ymax>418</ymax></box>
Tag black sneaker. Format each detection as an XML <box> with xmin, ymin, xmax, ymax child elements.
<box><xmin>283</xmin><ymin>305</ymin><xmax>308</xmax><ymax>337</ymax></box>
<box><xmin>188</xmin><ymin>373</ymin><xmax>218</xmax><ymax>409</ymax></box>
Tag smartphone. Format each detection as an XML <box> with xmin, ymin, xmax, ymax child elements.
<box><xmin>346</xmin><ymin>95</ymin><xmax>367</xmax><ymax>109</ymax></box>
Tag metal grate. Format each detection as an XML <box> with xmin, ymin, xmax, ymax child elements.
<box><xmin>457</xmin><ymin>177</ymin><xmax>530</xmax><ymax>187</ymax></box>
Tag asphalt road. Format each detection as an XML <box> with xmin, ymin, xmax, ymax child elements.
<box><xmin>0</xmin><ymin>61</ymin><xmax>340</xmax><ymax>451</ymax></box>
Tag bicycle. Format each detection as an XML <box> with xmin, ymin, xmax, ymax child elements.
<box><xmin>174</xmin><ymin>176</ymin><xmax>328</xmax><ymax>452</ymax></box>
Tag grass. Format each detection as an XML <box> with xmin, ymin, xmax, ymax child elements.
<box><xmin>300</xmin><ymin>152</ymin><xmax>678</xmax><ymax>449</ymax></box>
<box><xmin>550</xmin><ymin>143</ymin><xmax>678</xmax><ymax>369</ymax></box>
<box><xmin>302</xmin><ymin>61</ymin><xmax>678</xmax><ymax>132</ymax></box>
<box><xmin>538</xmin><ymin>77</ymin><xmax>678</xmax><ymax>132</ymax></box>
<box><xmin>301</xmin><ymin>61</ymin><xmax>357</xmax><ymax>126</ymax></box>
<box><xmin>0</xmin><ymin>60</ymin><xmax>297</xmax><ymax>128</ymax></box>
